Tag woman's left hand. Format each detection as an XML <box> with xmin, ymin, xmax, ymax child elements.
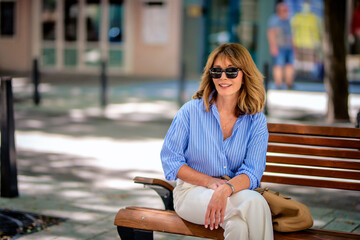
<box><xmin>204</xmin><ymin>184</ymin><xmax>232</xmax><ymax>230</ymax></box>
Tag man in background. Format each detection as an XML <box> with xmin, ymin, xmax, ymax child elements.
<box><xmin>267</xmin><ymin>2</ymin><xmax>294</xmax><ymax>89</ymax></box>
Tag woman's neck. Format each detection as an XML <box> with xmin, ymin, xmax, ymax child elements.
<box><xmin>215</xmin><ymin>95</ymin><xmax>237</xmax><ymax>115</ymax></box>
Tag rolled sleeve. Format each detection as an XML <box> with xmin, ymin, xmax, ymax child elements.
<box><xmin>235</xmin><ymin>113</ymin><xmax>269</xmax><ymax>189</ymax></box>
<box><xmin>160</xmin><ymin>106</ymin><xmax>190</xmax><ymax>181</ymax></box>
<box><xmin>267</xmin><ymin>15</ymin><xmax>277</xmax><ymax>29</ymax></box>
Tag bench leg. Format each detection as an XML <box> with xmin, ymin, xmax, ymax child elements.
<box><xmin>117</xmin><ymin>226</ymin><xmax>153</xmax><ymax>240</ymax></box>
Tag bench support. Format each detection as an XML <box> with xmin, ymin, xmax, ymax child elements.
<box><xmin>117</xmin><ymin>226</ymin><xmax>153</xmax><ymax>240</ymax></box>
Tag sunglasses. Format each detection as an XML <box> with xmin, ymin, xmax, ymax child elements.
<box><xmin>209</xmin><ymin>67</ymin><xmax>241</xmax><ymax>79</ymax></box>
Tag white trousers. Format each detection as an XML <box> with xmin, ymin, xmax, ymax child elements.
<box><xmin>173</xmin><ymin>180</ymin><xmax>274</xmax><ymax>240</ymax></box>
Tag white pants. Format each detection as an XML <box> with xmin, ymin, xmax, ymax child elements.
<box><xmin>173</xmin><ymin>179</ymin><xmax>274</xmax><ymax>240</ymax></box>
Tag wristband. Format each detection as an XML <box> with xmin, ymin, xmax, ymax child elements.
<box><xmin>225</xmin><ymin>182</ymin><xmax>235</xmax><ymax>196</ymax></box>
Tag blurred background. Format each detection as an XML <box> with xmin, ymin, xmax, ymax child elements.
<box><xmin>1</xmin><ymin>0</ymin><xmax>360</xmax><ymax>124</ymax></box>
<box><xmin>0</xmin><ymin>0</ymin><xmax>359</xmax><ymax>80</ymax></box>
<box><xmin>1</xmin><ymin>1</ymin><xmax>360</xmax><ymax>239</ymax></box>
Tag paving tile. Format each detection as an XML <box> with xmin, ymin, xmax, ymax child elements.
<box><xmin>308</xmin><ymin>207</ymin><xmax>334</xmax><ymax>218</ymax></box>
<box><xmin>352</xmin><ymin>225</ymin><xmax>360</xmax><ymax>234</ymax></box>
<box><xmin>322</xmin><ymin>218</ymin><xmax>360</xmax><ymax>232</ymax></box>
<box><xmin>312</xmin><ymin>216</ymin><xmax>336</xmax><ymax>229</ymax></box>
<box><xmin>332</xmin><ymin>210</ymin><xmax>360</xmax><ymax>221</ymax></box>
<box><xmin>89</xmin><ymin>228</ymin><xmax>120</xmax><ymax>240</ymax></box>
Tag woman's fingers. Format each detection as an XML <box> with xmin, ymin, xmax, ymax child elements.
<box><xmin>204</xmin><ymin>207</ymin><xmax>210</xmax><ymax>228</ymax></box>
<box><xmin>205</xmin><ymin>207</ymin><xmax>222</xmax><ymax>230</ymax></box>
<box><xmin>214</xmin><ymin>210</ymin><xmax>221</xmax><ymax>229</ymax></box>
<box><xmin>209</xmin><ymin>208</ymin><xmax>216</xmax><ymax>230</ymax></box>
<box><xmin>219</xmin><ymin>209</ymin><xmax>225</xmax><ymax>227</ymax></box>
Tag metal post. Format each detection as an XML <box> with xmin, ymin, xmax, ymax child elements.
<box><xmin>356</xmin><ymin>110</ymin><xmax>360</xmax><ymax>128</ymax></box>
<box><xmin>33</xmin><ymin>58</ymin><xmax>41</xmax><ymax>105</ymax></box>
<box><xmin>1</xmin><ymin>77</ymin><xmax>19</xmax><ymax>198</ymax></box>
<box><xmin>100</xmin><ymin>60</ymin><xmax>108</xmax><ymax>107</ymax></box>
<box><xmin>263</xmin><ymin>63</ymin><xmax>269</xmax><ymax>115</ymax></box>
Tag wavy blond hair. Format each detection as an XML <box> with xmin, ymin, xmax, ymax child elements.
<box><xmin>193</xmin><ymin>43</ymin><xmax>265</xmax><ymax>117</ymax></box>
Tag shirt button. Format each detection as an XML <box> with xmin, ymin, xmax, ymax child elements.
<box><xmin>224</xmin><ymin>166</ymin><xmax>227</xmax><ymax>169</ymax></box>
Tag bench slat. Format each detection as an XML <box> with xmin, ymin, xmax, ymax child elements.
<box><xmin>114</xmin><ymin>207</ymin><xmax>224</xmax><ymax>239</ymax></box>
<box><xmin>114</xmin><ymin>207</ymin><xmax>360</xmax><ymax>240</ymax></box>
<box><xmin>265</xmin><ymin>165</ymin><xmax>360</xmax><ymax>180</ymax></box>
<box><xmin>261</xmin><ymin>175</ymin><xmax>360</xmax><ymax>191</ymax></box>
<box><xmin>268</xmin><ymin>123</ymin><xmax>360</xmax><ymax>138</ymax></box>
<box><xmin>267</xmin><ymin>145</ymin><xmax>360</xmax><ymax>159</ymax></box>
<box><xmin>266</xmin><ymin>156</ymin><xmax>360</xmax><ymax>170</ymax></box>
<box><xmin>269</xmin><ymin>134</ymin><xmax>360</xmax><ymax>149</ymax></box>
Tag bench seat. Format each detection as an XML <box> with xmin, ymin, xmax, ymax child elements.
<box><xmin>114</xmin><ymin>123</ymin><xmax>360</xmax><ymax>239</ymax></box>
<box><xmin>114</xmin><ymin>207</ymin><xmax>360</xmax><ymax>240</ymax></box>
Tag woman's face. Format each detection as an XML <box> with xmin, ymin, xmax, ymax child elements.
<box><xmin>212</xmin><ymin>56</ymin><xmax>243</xmax><ymax>99</ymax></box>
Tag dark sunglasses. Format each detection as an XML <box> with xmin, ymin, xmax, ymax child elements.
<box><xmin>209</xmin><ymin>67</ymin><xmax>241</xmax><ymax>79</ymax></box>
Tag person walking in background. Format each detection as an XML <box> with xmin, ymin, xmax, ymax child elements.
<box><xmin>161</xmin><ymin>43</ymin><xmax>273</xmax><ymax>240</ymax></box>
<box><xmin>267</xmin><ymin>2</ymin><xmax>294</xmax><ymax>89</ymax></box>
<box><xmin>291</xmin><ymin>1</ymin><xmax>322</xmax><ymax>78</ymax></box>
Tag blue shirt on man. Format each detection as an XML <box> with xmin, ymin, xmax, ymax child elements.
<box><xmin>268</xmin><ymin>14</ymin><xmax>293</xmax><ymax>47</ymax></box>
<box><xmin>160</xmin><ymin>98</ymin><xmax>269</xmax><ymax>190</ymax></box>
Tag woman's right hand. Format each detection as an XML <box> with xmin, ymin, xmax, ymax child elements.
<box><xmin>206</xmin><ymin>178</ymin><xmax>227</xmax><ymax>190</ymax></box>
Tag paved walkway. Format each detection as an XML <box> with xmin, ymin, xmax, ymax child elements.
<box><xmin>1</xmin><ymin>76</ymin><xmax>360</xmax><ymax>239</ymax></box>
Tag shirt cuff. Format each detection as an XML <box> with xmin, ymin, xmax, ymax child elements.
<box><xmin>235</xmin><ymin>170</ymin><xmax>260</xmax><ymax>190</ymax></box>
<box><xmin>165</xmin><ymin>162</ymin><xmax>187</xmax><ymax>181</ymax></box>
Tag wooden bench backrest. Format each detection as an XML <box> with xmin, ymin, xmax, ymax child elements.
<box><xmin>263</xmin><ymin>123</ymin><xmax>360</xmax><ymax>191</ymax></box>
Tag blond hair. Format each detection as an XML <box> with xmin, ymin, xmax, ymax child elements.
<box><xmin>193</xmin><ymin>43</ymin><xmax>265</xmax><ymax>117</ymax></box>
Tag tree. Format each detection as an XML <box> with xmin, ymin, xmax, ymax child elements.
<box><xmin>322</xmin><ymin>0</ymin><xmax>350</xmax><ymax>123</ymax></box>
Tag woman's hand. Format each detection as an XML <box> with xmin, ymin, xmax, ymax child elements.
<box><xmin>206</xmin><ymin>178</ymin><xmax>227</xmax><ymax>190</ymax></box>
<box><xmin>204</xmin><ymin>184</ymin><xmax>232</xmax><ymax>230</ymax></box>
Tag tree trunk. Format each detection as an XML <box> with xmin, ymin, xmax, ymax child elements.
<box><xmin>322</xmin><ymin>0</ymin><xmax>349</xmax><ymax>122</ymax></box>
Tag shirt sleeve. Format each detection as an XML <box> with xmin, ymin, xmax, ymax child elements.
<box><xmin>235</xmin><ymin>113</ymin><xmax>269</xmax><ymax>190</ymax></box>
<box><xmin>160</xmin><ymin>104</ymin><xmax>190</xmax><ymax>181</ymax></box>
<box><xmin>267</xmin><ymin>15</ymin><xmax>277</xmax><ymax>29</ymax></box>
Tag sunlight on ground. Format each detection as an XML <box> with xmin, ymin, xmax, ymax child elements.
<box><xmin>68</xmin><ymin>101</ymin><xmax>178</xmax><ymax>121</ymax></box>
<box><xmin>16</xmin><ymin>131</ymin><xmax>164</xmax><ymax>181</ymax></box>
<box><xmin>268</xmin><ymin>90</ymin><xmax>360</xmax><ymax>119</ymax></box>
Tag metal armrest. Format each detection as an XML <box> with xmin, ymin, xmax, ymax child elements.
<box><xmin>133</xmin><ymin>176</ymin><xmax>174</xmax><ymax>210</ymax></box>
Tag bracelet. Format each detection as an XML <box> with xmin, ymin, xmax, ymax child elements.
<box><xmin>225</xmin><ymin>182</ymin><xmax>235</xmax><ymax>196</ymax></box>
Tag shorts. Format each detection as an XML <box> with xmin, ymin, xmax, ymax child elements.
<box><xmin>273</xmin><ymin>47</ymin><xmax>294</xmax><ymax>66</ymax></box>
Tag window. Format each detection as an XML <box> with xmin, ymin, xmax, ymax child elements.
<box><xmin>109</xmin><ymin>0</ymin><xmax>124</xmax><ymax>43</ymax></box>
<box><xmin>0</xmin><ymin>1</ymin><xmax>16</xmax><ymax>36</ymax></box>
<box><xmin>64</xmin><ymin>0</ymin><xmax>78</xmax><ymax>41</ymax></box>
<box><xmin>86</xmin><ymin>0</ymin><xmax>101</xmax><ymax>42</ymax></box>
<box><xmin>42</xmin><ymin>0</ymin><xmax>56</xmax><ymax>40</ymax></box>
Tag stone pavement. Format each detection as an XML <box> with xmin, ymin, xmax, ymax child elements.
<box><xmin>1</xmin><ymin>76</ymin><xmax>360</xmax><ymax>239</ymax></box>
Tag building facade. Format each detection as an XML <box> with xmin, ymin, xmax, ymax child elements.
<box><xmin>0</xmin><ymin>0</ymin><xmax>182</xmax><ymax>78</ymax></box>
<box><xmin>0</xmin><ymin>0</ymin><xmax>358</xmax><ymax>81</ymax></box>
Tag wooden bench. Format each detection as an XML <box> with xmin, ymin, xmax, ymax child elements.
<box><xmin>114</xmin><ymin>123</ymin><xmax>360</xmax><ymax>240</ymax></box>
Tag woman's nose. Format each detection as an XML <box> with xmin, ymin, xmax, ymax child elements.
<box><xmin>220</xmin><ymin>71</ymin><xmax>227</xmax><ymax>79</ymax></box>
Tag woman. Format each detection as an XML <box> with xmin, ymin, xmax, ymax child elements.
<box><xmin>161</xmin><ymin>43</ymin><xmax>273</xmax><ymax>240</ymax></box>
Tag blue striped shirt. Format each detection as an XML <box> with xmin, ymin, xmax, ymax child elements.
<box><xmin>160</xmin><ymin>99</ymin><xmax>269</xmax><ymax>190</ymax></box>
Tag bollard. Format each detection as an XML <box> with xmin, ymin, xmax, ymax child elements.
<box><xmin>100</xmin><ymin>60</ymin><xmax>108</xmax><ymax>107</ymax></box>
<box><xmin>0</xmin><ymin>77</ymin><xmax>19</xmax><ymax>198</ymax></box>
<box><xmin>178</xmin><ymin>62</ymin><xmax>186</xmax><ymax>107</ymax></box>
<box><xmin>263</xmin><ymin>63</ymin><xmax>269</xmax><ymax>115</ymax></box>
<box><xmin>33</xmin><ymin>58</ymin><xmax>41</xmax><ymax>105</ymax></box>
<box><xmin>356</xmin><ymin>110</ymin><xmax>360</xmax><ymax>128</ymax></box>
